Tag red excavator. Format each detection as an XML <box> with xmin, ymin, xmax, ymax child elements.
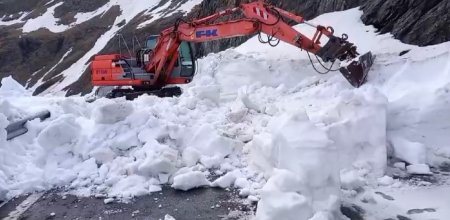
<box><xmin>91</xmin><ymin>0</ymin><xmax>375</xmax><ymax>99</ymax></box>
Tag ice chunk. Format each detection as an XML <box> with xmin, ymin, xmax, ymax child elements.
<box><xmin>171</xmin><ymin>171</ymin><xmax>210</xmax><ymax>191</ymax></box>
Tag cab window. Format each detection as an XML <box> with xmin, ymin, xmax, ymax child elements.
<box><xmin>179</xmin><ymin>42</ymin><xmax>195</xmax><ymax>77</ymax></box>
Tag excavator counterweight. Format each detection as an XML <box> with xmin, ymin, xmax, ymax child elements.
<box><xmin>91</xmin><ymin>1</ymin><xmax>375</xmax><ymax>99</ymax></box>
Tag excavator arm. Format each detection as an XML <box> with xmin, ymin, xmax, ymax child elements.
<box><xmin>145</xmin><ymin>0</ymin><xmax>373</xmax><ymax>88</ymax></box>
<box><xmin>91</xmin><ymin>0</ymin><xmax>375</xmax><ymax>99</ymax></box>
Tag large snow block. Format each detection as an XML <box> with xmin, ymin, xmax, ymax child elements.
<box><xmin>270</xmin><ymin>112</ymin><xmax>340</xmax><ymax>211</ymax></box>
<box><xmin>325</xmin><ymin>88</ymin><xmax>387</xmax><ymax>177</ymax></box>
<box><xmin>252</xmin><ymin>112</ymin><xmax>341</xmax><ymax>217</ymax></box>
<box><xmin>249</xmin><ymin>133</ymin><xmax>278</xmax><ymax>176</ymax></box>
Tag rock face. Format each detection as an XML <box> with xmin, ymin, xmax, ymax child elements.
<box><xmin>0</xmin><ymin>0</ymin><xmax>449</xmax><ymax>95</ymax></box>
<box><xmin>361</xmin><ymin>0</ymin><xmax>449</xmax><ymax>46</ymax></box>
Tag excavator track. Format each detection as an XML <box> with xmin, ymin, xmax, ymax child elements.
<box><xmin>95</xmin><ymin>87</ymin><xmax>182</xmax><ymax>100</ymax></box>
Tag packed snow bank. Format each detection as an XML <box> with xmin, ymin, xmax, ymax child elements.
<box><xmin>253</xmin><ymin>112</ymin><xmax>341</xmax><ymax>219</ymax></box>
<box><xmin>0</xmin><ymin>113</ymin><xmax>8</xmax><ymax>201</ymax></box>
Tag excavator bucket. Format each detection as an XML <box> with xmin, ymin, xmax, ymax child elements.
<box><xmin>339</xmin><ymin>52</ymin><xmax>375</xmax><ymax>88</ymax></box>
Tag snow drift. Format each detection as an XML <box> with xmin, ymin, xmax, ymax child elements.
<box><xmin>1</xmin><ymin>7</ymin><xmax>450</xmax><ymax>219</ymax></box>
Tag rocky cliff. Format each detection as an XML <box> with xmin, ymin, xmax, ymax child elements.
<box><xmin>0</xmin><ymin>0</ymin><xmax>448</xmax><ymax>96</ymax></box>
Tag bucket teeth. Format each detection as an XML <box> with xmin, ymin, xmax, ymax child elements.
<box><xmin>339</xmin><ymin>52</ymin><xmax>375</xmax><ymax>88</ymax></box>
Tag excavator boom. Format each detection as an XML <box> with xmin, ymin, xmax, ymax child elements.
<box><xmin>91</xmin><ymin>1</ymin><xmax>375</xmax><ymax>99</ymax></box>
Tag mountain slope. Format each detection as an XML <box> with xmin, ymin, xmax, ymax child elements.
<box><xmin>1</xmin><ymin>8</ymin><xmax>450</xmax><ymax>220</ymax></box>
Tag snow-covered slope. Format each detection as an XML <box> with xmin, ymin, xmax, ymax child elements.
<box><xmin>0</xmin><ymin>0</ymin><xmax>204</xmax><ymax>95</ymax></box>
<box><xmin>1</xmin><ymin>8</ymin><xmax>450</xmax><ymax>220</ymax></box>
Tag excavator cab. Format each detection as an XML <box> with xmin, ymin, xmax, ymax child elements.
<box><xmin>92</xmin><ymin>36</ymin><xmax>196</xmax><ymax>88</ymax></box>
<box><xmin>143</xmin><ymin>35</ymin><xmax>195</xmax><ymax>79</ymax></box>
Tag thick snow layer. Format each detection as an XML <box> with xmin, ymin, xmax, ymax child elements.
<box><xmin>2</xmin><ymin>7</ymin><xmax>450</xmax><ymax>219</ymax></box>
<box><xmin>0</xmin><ymin>113</ymin><xmax>8</xmax><ymax>201</ymax></box>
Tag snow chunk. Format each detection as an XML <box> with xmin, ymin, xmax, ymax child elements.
<box><xmin>377</xmin><ymin>176</ymin><xmax>395</xmax><ymax>186</ymax></box>
<box><xmin>340</xmin><ymin>169</ymin><xmax>366</xmax><ymax>190</ymax></box>
<box><xmin>171</xmin><ymin>171</ymin><xmax>210</xmax><ymax>191</ymax></box>
<box><xmin>164</xmin><ymin>214</ymin><xmax>176</xmax><ymax>220</ymax></box>
<box><xmin>0</xmin><ymin>76</ymin><xmax>30</xmax><ymax>96</ymax></box>
<box><xmin>390</xmin><ymin>136</ymin><xmax>427</xmax><ymax>165</ymax></box>
<box><xmin>111</xmin><ymin>131</ymin><xmax>139</xmax><ymax>151</ymax></box>
<box><xmin>191</xmin><ymin>86</ymin><xmax>221</xmax><ymax>103</ymax></box>
<box><xmin>185</xmin><ymin>124</ymin><xmax>241</xmax><ymax>159</ymax></box>
<box><xmin>256</xmin><ymin>192</ymin><xmax>312</xmax><ymax>220</ymax></box>
<box><xmin>249</xmin><ymin>133</ymin><xmax>277</xmax><ymax>175</ymax></box>
<box><xmin>37</xmin><ymin>115</ymin><xmax>81</xmax><ymax>149</ymax></box>
<box><xmin>138</xmin><ymin>158</ymin><xmax>175</xmax><ymax>177</ymax></box>
<box><xmin>92</xmin><ymin>101</ymin><xmax>134</xmax><ymax>124</ymax></box>
<box><xmin>211</xmin><ymin>170</ymin><xmax>242</xmax><ymax>188</ymax></box>
<box><xmin>90</xmin><ymin>147</ymin><xmax>116</xmax><ymax>164</ymax></box>
<box><xmin>325</xmin><ymin>88</ymin><xmax>388</xmax><ymax>177</ymax></box>
<box><xmin>182</xmin><ymin>148</ymin><xmax>201</xmax><ymax>167</ymax></box>
<box><xmin>109</xmin><ymin>175</ymin><xmax>148</xmax><ymax>198</ymax></box>
<box><xmin>406</xmin><ymin>164</ymin><xmax>432</xmax><ymax>175</ymax></box>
